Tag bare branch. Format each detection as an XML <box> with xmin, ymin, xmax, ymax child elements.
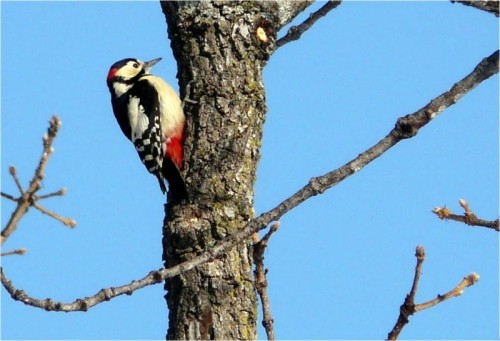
<box><xmin>408</xmin><ymin>246</ymin><xmax>426</xmax><ymax>304</ymax></box>
<box><xmin>415</xmin><ymin>273</ymin><xmax>480</xmax><ymax>311</ymax></box>
<box><xmin>276</xmin><ymin>1</ymin><xmax>342</xmax><ymax>48</ymax></box>
<box><xmin>1</xmin><ymin>115</ymin><xmax>76</xmax><ymax>245</ymax></box>
<box><xmin>0</xmin><ymin>221</ymin><xmax>280</xmax><ymax>312</ymax></box>
<box><xmin>1</xmin><ymin>266</ymin><xmax>164</xmax><ymax>312</ymax></box>
<box><xmin>1</xmin><ymin>192</ymin><xmax>18</xmax><ymax>202</ymax></box>
<box><xmin>253</xmin><ymin>222</ymin><xmax>280</xmax><ymax>340</ymax></box>
<box><xmin>387</xmin><ymin>247</ymin><xmax>479</xmax><ymax>340</ymax></box>
<box><xmin>451</xmin><ymin>0</ymin><xmax>499</xmax><ymax>16</ymax></box>
<box><xmin>433</xmin><ymin>199</ymin><xmax>499</xmax><ymax>231</ymax></box>
<box><xmin>1</xmin><ymin>248</ymin><xmax>27</xmax><ymax>257</ymax></box>
<box><xmin>243</xmin><ymin>51</ymin><xmax>498</xmax><ymax>246</ymax></box>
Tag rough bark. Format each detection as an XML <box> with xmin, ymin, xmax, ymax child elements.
<box><xmin>160</xmin><ymin>2</ymin><xmax>276</xmax><ymax>339</ymax></box>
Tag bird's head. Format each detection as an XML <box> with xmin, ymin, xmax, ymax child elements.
<box><xmin>106</xmin><ymin>57</ymin><xmax>162</xmax><ymax>96</ymax></box>
<box><xmin>107</xmin><ymin>57</ymin><xmax>162</xmax><ymax>84</ymax></box>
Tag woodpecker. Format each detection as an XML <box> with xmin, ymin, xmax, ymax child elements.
<box><xmin>106</xmin><ymin>57</ymin><xmax>186</xmax><ymax>199</ymax></box>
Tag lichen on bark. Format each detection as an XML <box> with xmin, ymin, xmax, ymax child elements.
<box><xmin>160</xmin><ymin>2</ymin><xmax>272</xmax><ymax>339</ymax></box>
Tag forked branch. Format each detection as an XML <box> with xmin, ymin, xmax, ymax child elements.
<box><xmin>253</xmin><ymin>222</ymin><xmax>280</xmax><ymax>340</ymax></box>
<box><xmin>433</xmin><ymin>199</ymin><xmax>499</xmax><ymax>231</ymax></box>
<box><xmin>387</xmin><ymin>246</ymin><xmax>479</xmax><ymax>340</ymax></box>
<box><xmin>1</xmin><ymin>115</ymin><xmax>76</xmax><ymax>246</ymax></box>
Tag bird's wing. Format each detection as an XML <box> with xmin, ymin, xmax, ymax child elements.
<box><xmin>127</xmin><ymin>80</ymin><xmax>164</xmax><ymax>177</ymax></box>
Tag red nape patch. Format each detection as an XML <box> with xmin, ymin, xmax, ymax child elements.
<box><xmin>107</xmin><ymin>68</ymin><xmax>118</xmax><ymax>82</ymax></box>
<box><xmin>166</xmin><ymin>135</ymin><xmax>184</xmax><ymax>169</ymax></box>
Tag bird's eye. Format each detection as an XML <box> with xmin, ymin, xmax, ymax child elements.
<box><xmin>133</xmin><ymin>63</ymin><xmax>139</xmax><ymax>68</ymax></box>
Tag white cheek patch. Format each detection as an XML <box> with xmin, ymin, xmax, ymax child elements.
<box><xmin>115</xmin><ymin>62</ymin><xmax>142</xmax><ymax>80</ymax></box>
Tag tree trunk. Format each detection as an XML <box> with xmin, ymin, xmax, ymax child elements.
<box><xmin>160</xmin><ymin>2</ymin><xmax>271</xmax><ymax>339</ymax></box>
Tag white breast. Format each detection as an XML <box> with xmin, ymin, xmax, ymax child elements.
<box><xmin>140</xmin><ymin>75</ymin><xmax>185</xmax><ymax>138</ymax></box>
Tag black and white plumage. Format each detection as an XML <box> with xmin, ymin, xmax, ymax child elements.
<box><xmin>106</xmin><ymin>57</ymin><xmax>186</xmax><ymax>199</ymax></box>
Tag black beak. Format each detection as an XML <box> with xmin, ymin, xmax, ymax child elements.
<box><xmin>144</xmin><ymin>57</ymin><xmax>162</xmax><ymax>72</ymax></box>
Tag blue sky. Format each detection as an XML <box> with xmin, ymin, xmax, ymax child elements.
<box><xmin>1</xmin><ymin>1</ymin><xmax>498</xmax><ymax>340</ymax></box>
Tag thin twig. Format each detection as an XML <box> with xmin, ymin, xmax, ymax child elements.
<box><xmin>387</xmin><ymin>247</ymin><xmax>479</xmax><ymax>340</ymax></box>
<box><xmin>408</xmin><ymin>246</ymin><xmax>426</xmax><ymax>304</ymax></box>
<box><xmin>253</xmin><ymin>222</ymin><xmax>280</xmax><ymax>340</ymax></box>
<box><xmin>35</xmin><ymin>188</ymin><xmax>67</xmax><ymax>200</ymax></box>
<box><xmin>433</xmin><ymin>199</ymin><xmax>499</xmax><ymax>231</ymax></box>
<box><xmin>1</xmin><ymin>51</ymin><xmax>497</xmax><ymax>312</ymax></box>
<box><xmin>32</xmin><ymin>202</ymin><xmax>76</xmax><ymax>228</ymax></box>
<box><xmin>415</xmin><ymin>273</ymin><xmax>480</xmax><ymax>311</ymax></box>
<box><xmin>1</xmin><ymin>192</ymin><xmax>18</xmax><ymax>202</ymax></box>
<box><xmin>1</xmin><ymin>248</ymin><xmax>27</xmax><ymax>257</ymax></box>
<box><xmin>276</xmin><ymin>1</ymin><xmax>342</xmax><ymax>48</ymax></box>
<box><xmin>9</xmin><ymin>166</ymin><xmax>25</xmax><ymax>196</ymax></box>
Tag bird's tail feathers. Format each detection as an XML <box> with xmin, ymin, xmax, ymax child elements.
<box><xmin>162</xmin><ymin>159</ymin><xmax>188</xmax><ymax>203</ymax></box>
